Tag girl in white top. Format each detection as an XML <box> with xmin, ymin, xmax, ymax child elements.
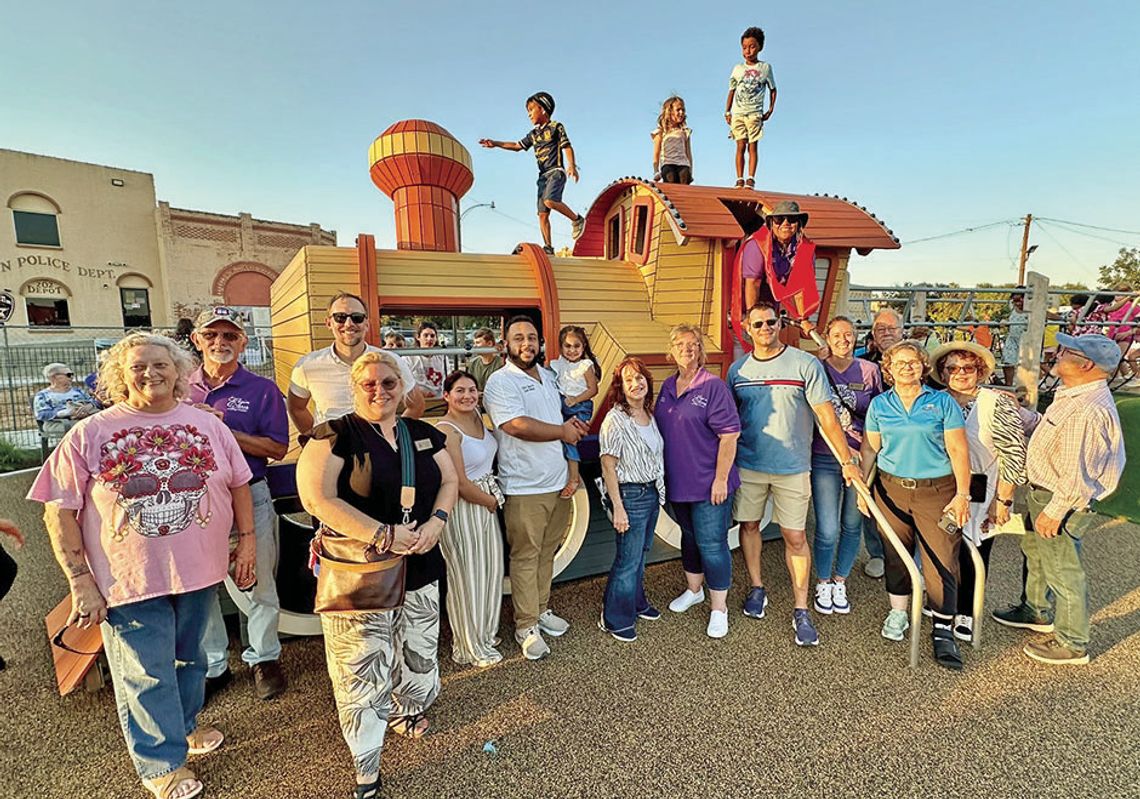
<box><xmin>407</xmin><ymin>322</ymin><xmax>448</xmax><ymax>398</ymax></box>
<box><xmin>652</xmin><ymin>96</ymin><xmax>694</xmax><ymax>185</ymax></box>
<box><xmin>437</xmin><ymin>371</ymin><xmax>506</xmax><ymax>668</ymax></box>
<box><xmin>549</xmin><ymin>325</ymin><xmax>601</xmax><ymax>497</ymax></box>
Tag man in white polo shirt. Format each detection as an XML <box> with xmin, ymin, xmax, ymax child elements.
<box><xmin>484</xmin><ymin>315</ymin><xmax>588</xmax><ymax>660</ymax></box>
<box><xmin>287</xmin><ymin>292</ymin><xmax>423</xmax><ymax>437</ymax></box>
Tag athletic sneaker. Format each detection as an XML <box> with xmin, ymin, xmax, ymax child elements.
<box><xmin>669</xmin><ymin>588</ymin><xmax>705</xmax><ymax>613</ymax></box>
<box><xmin>1023</xmin><ymin>638</ymin><xmax>1089</xmax><ymax>665</ymax></box>
<box><xmin>831</xmin><ymin>582</ymin><xmax>851</xmax><ymax>615</ymax></box>
<box><xmin>742</xmin><ymin>587</ymin><xmax>768</xmax><ymax>619</ymax></box>
<box><xmin>515</xmin><ymin>626</ymin><xmax>550</xmax><ymax>660</ymax></box>
<box><xmin>814</xmin><ymin>582</ymin><xmax>833</xmax><ymax>615</ymax></box>
<box><xmin>793</xmin><ymin>609</ymin><xmax>819</xmax><ymax>646</ymax></box>
<box><xmin>863</xmin><ymin>557</ymin><xmax>885</xmax><ymax>579</ymax></box>
<box><xmin>881</xmin><ymin>609</ymin><xmax>910</xmax><ymax>641</ymax></box>
<box><xmin>954</xmin><ymin>614</ymin><xmax>974</xmax><ymax>642</ymax></box>
<box><xmin>537</xmin><ymin>609</ymin><xmax>570</xmax><ymax>638</ymax></box>
<box><xmin>991</xmin><ymin>602</ymin><xmax>1055</xmax><ymax>633</ymax></box>
<box><xmin>638</xmin><ymin>606</ymin><xmax>662</xmax><ymax>621</ymax></box>
<box><xmin>571</xmin><ymin>215</ymin><xmax>586</xmax><ymax>239</ymax></box>
<box><xmin>542</xmin><ymin>245</ymin><xmax>555</xmax><ymax>255</ymax></box>
<box><xmin>598</xmin><ymin>611</ymin><xmax>636</xmax><ymax>643</ymax></box>
<box><xmin>707</xmin><ymin>609</ymin><xmax>729</xmax><ymax>639</ymax></box>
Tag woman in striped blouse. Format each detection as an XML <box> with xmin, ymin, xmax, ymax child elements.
<box><xmin>931</xmin><ymin>341</ymin><xmax>1033</xmax><ymax>643</ymax></box>
<box><xmin>598</xmin><ymin>357</ymin><xmax>666</xmax><ymax>643</ymax></box>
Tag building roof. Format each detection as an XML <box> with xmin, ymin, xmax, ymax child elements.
<box><xmin>573</xmin><ymin>178</ymin><xmax>900</xmax><ymax>256</ymax></box>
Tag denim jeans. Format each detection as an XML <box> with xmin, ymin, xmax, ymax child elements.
<box><xmin>809</xmin><ymin>454</ymin><xmax>863</xmax><ymax>580</ymax></box>
<box><xmin>101</xmin><ymin>585</ymin><xmax>214</xmax><ymax>780</ymax></box>
<box><xmin>671</xmin><ymin>495</ymin><xmax>734</xmax><ymax>592</ymax></box>
<box><xmin>1022</xmin><ymin>487</ymin><xmax>1096</xmax><ymax>648</ymax></box>
<box><xmin>561</xmin><ymin>399</ymin><xmax>593</xmax><ymax>463</ymax></box>
<box><xmin>603</xmin><ymin>483</ymin><xmax>660</xmax><ymax>633</ymax></box>
<box><xmin>203</xmin><ymin>479</ymin><xmax>281</xmax><ymax>675</ymax></box>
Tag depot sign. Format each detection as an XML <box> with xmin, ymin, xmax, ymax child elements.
<box><xmin>0</xmin><ymin>253</ymin><xmax>118</xmax><ymax>281</ymax></box>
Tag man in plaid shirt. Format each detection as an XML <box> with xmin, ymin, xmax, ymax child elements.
<box><xmin>994</xmin><ymin>333</ymin><xmax>1125</xmax><ymax>665</ymax></box>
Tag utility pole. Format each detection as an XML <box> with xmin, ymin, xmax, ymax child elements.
<box><xmin>1016</xmin><ymin>213</ymin><xmax>1033</xmax><ymax>285</ymax></box>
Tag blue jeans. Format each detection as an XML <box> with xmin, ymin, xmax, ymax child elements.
<box><xmin>603</xmin><ymin>483</ymin><xmax>660</xmax><ymax>633</ymax></box>
<box><xmin>561</xmin><ymin>398</ymin><xmax>593</xmax><ymax>463</ymax></box>
<box><xmin>809</xmin><ymin>454</ymin><xmax>864</xmax><ymax>580</ymax></box>
<box><xmin>101</xmin><ymin>586</ymin><xmax>214</xmax><ymax>780</ymax></box>
<box><xmin>1023</xmin><ymin>486</ymin><xmax>1096</xmax><ymax>648</ymax></box>
<box><xmin>672</xmin><ymin>495</ymin><xmax>734</xmax><ymax>592</ymax></box>
<box><xmin>203</xmin><ymin>479</ymin><xmax>281</xmax><ymax>675</ymax></box>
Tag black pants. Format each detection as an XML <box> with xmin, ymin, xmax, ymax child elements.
<box><xmin>957</xmin><ymin>537</ymin><xmax>994</xmax><ymax>616</ymax></box>
<box><xmin>0</xmin><ymin>545</ymin><xmax>15</xmax><ymax>603</ymax></box>
<box><xmin>659</xmin><ymin>164</ymin><xmax>692</xmax><ymax>184</ymax></box>
<box><xmin>873</xmin><ymin>474</ymin><xmax>961</xmax><ymax>617</ymax></box>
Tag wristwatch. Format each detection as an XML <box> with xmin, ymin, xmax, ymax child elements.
<box><xmin>996</xmin><ymin>497</ymin><xmax>1014</xmax><ymax>508</ymax></box>
<box><xmin>432</xmin><ymin>509</ymin><xmax>449</xmax><ymax>524</ymax></box>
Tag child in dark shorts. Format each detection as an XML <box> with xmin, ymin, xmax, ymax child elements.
<box><xmin>480</xmin><ymin>91</ymin><xmax>586</xmax><ymax>255</ymax></box>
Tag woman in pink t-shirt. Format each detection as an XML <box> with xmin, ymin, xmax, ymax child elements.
<box><xmin>28</xmin><ymin>333</ymin><xmax>253</xmax><ymax>799</ymax></box>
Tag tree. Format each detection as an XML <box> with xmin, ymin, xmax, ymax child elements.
<box><xmin>1099</xmin><ymin>247</ymin><xmax>1140</xmax><ymax>289</ymax></box>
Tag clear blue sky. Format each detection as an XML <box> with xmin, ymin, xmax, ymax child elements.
<box><xmin>3</xmin><ymin>1</ymin><xmax>1138</xmax><ymax>288</ymax></box>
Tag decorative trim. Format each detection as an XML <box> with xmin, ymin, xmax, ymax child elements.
<box><xmin>357</xmin><ymin>234</ymin><xmax>380</xmax><ymax>347</ymax></box>
<box><xmin>513</xmin><ymin>243</ymin><xmax>562</xmax><ymax>357</ymax></box>
<box><xmin>211</xmin><ymin>261</ymin><xmax>278</xmax><ymax>297</ymax></box>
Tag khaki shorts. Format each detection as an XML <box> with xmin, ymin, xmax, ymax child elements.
<box><xmin>730</xmin><ymin>113</ymin><xmax>764</xmax><ymax>143</ymax></box>
<box><xmin>733</xmin><ymin>468</ymin><xmax>811</xmax><ymax>529</ymax></box>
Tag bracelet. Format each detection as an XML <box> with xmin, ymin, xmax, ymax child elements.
<box><xmin>237</xmin><ymin>530</ymin><xmax>255</xmax><ymax>538</ymax></box>
<box><xmin>955</xmin><ymin>493</ymin><xmax>970</xmax><ymax>500</ymax></box>
<box><xmin>67</xmin><ymin>564</ymin><xmax>91</xmax><ymax>580</ymax></box>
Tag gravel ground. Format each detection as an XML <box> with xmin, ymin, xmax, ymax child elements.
<box><xmin>2</xmin><ymin>468</ymin><xmax>1138</xmax><ymax>799</ymax></box>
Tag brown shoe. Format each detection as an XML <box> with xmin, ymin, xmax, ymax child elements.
<box><xmin>252</xmin><ymin>660</ymin><xmax>287</xmax><ymax>700</ymax></box>
<box><xmin>1023</xmin><ymin>638</ymin><xmax>1089</xmax><ymax>665</ymax></box>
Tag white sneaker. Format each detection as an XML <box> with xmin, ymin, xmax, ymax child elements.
<box><xmin>814</xmin><ymin>582</ymin><xmax>833</xmax><ymax>614</ymax></box>
<box><xmin>668</xmin><ymin>587</ymin><xmax>706</xmax><ymax>613</ymax></box>
<box><xmin>515</xmin><ymin>626</ymin><xmax>550</xmax><ymax>660</ymax></box>
<box><xmin>537</xmin><ymin>609</ymin><xmax>570</xmax><ymax>638</ymax></box>
<box><xmin>707</xmin><ymin>609</ymin><xmax>729</xmax><ymax>638</ymax></box>
<box><xmin>953</xmin><ymin>614</ymin><xmax>974</xmax><ymax>642</ymax></box>
<box><xmin>831</xmin><ymin>581</ymin><xmax>851</xmax><ymax>614</ymax></box>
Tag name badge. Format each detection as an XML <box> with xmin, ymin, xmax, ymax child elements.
<box><xmin>414</xmin><ymin>438</ymin><xmax>433</xmax><ymax>451</ymax></box>
<box><xmin>848</xmin><ymin>382</ymin><xmax>865</xmax><ymax>391</ymax></box>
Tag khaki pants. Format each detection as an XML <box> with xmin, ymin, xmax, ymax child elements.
<box><xmin>504</xmin><ymin>492</ymin><xmax>572</xmax><ymax>631</ymax></box>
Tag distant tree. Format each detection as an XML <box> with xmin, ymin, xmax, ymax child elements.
<box><xmin>1099</xmin><ymin>247</ymin><xmax>1140</xmax><ymax>289</ymax></box>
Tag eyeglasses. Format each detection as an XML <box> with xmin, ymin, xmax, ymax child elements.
<box><xmin>892</xmin><ymin>360</ymin><xmax>922</xmax><ymax>371</ymax></box>
<box><xmin>358</xmin><ymin>377</ymin><xmax>401</xmax><ymax>393</ymax></box>
<box><xmin>750</xmin><ymin>319</ymin><xmax>780</xmax><ymax>329</ymax></box>
<box><xmin>330</xmin><ymin>312</ymin><xmax>367</xmax><ymax>325</ymax></box>
<box><xmin>51</xmin><ymin>624</ymin><xmax>102</xmax><ymax>656</ymax></box>
<box><xmin>1058</xmin><ymin>346</ymin><xmax>1092</xmax><ymax>363</ymax></box>
<box><xmin>198</xmin><ymin>330</ymin><xmax>242</xmax><ymax>342</ymax></box>
<box><xmin>769</xmin><ymin>216</ymin><xmax>800</xmax><ymax>226</ymax></box>
<box><xmin>944</xmin><ymin>365</ymin><xmax>978</xmax><ymax>375</ymax></box>
<box><xmin>55</xmin><ymin>372</ymin><xmax>75</xmax><ymax>378</ymax></box>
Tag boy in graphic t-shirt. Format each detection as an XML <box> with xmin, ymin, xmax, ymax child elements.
<box><xmin>480</xmin><ymin>91</ymin><xmax>587</xmax><ymax>255</ymax></box>
<box><xmin>725</xmin><ymin>26</ymin><xmax>778</xmax><ymax>188</ymax></box>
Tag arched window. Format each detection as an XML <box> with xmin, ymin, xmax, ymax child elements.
<box><xmin>117</xmin><ymin>273</ymin><xmax>153</xmax><ymax>328</ymax></box>
<box><xmin>8</xmin><ymin>192</ymin><xmax>62</xmax><ymax>247</ymax></box>
<box><xmin>20</xmin><ymin>277</ymin><xmax>71</xmax><ymax>327</ymax></box>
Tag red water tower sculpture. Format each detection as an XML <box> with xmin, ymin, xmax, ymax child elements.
<box><xmin>368</xmin><ymin>120</ymin><xmax>474</xmax><ymax>253</ymax></box>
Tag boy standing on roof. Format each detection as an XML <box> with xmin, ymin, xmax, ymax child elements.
<box><xmin>480</xmin><ymin>92</ymin><xmax>586</xmax><ymax>255</ymax></box>
<box><xmin>725</xmin><ymin>26</ymin><xmax>777</xmax><ymax>188</ymax></box>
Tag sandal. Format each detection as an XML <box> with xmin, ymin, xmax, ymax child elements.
<box><xmin>144</xmin><ymin>767</ymin><xmax>203</xmax><ymax>799</ymax></box>
<box><xmin>352</xmin><ymin>777</ymin><xmax>382</xmax><ymax>799</ymax></box>
<box><xmin>932</xmin><ymin>624</ymin><xmax>964</xmax><ymax>671</ymax></box>
<box><xmin>388</xmin><ymin>712</ymin><xmax>429</xmax><ymax>739</ymax></box>
<box><xmin>186</xmin><ymin>725</ymin><xmax>224</xmax><ymax>756</ymax></box>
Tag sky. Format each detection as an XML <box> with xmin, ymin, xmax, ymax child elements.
<box><xmin>3</xmin><ymin>1</ymin><xmax>1138</xmax><ymax>289</ymax></box>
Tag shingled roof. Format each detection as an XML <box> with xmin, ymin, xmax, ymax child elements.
<box><xmin>573</xmin><ymin>178</ymin><xmax>900</xmax><ymax>256</ymax></box>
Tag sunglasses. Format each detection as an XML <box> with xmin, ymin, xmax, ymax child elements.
<box><xmin>331</xmin><ymin>312</ymin><xmax>367</xmax><ymax>325</ymax></box>
<box><xmin>769</xmin><ymin>215</ymin><xmax>801</xmax><ymax>226</ymax></box>
<box><xmin>944</xmin><ymin>365</ymin><xmax>978</xmax><ymax>375</ymax></box>
<box><xmin>750</xmin><ymin>319</ymin><xmax>780</xmax><ymax>329</ymax></box>
<box><xmin>51</xmin><ymin>624</ymin><xmax>102</xmax><ymax>656</ymax></box>
<box><xmin>358</xmin><ymin>377</ymin><xmax>401</xmax><ymax>393</ymax></box>
<box><xmin>55</xmin><ymin>372</ymin><xmax>75</xmax><ymax>378</ymax></box>
<box><xmin>198</xmin><ymin>330</ymin><xmax>242</xmax><ymax>342</ymax></box>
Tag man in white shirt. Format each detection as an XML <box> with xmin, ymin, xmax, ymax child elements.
<box><xmin>483</xmin><ymin>316</ymin><xmax>588</xmax><ymax>660</ymax></box>
<box><xmin>287</xmin><ymin>293</ymin><xmax>423</xmax><ymax>438</ymax></box>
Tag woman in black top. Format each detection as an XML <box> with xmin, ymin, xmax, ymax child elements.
<box><xmin>298</xmin><ymin>351</ymin><xmax>456</xmax><ymax>799</ymax></box>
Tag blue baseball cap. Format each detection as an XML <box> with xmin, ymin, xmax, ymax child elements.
<box><xmin>1055</xmin><ymin>333</ymin><xmax>1121</xmax><ymax>373</ymax></box>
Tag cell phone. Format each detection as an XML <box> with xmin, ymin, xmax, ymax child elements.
<box><xmin>969</xmin><ymin>473</ymin><xmax>988</xmax><ymax>504</ymax></box>
<box><xmin>938</xmin><ymin>513</ymin><xmax>962</xmax><ymax>536</ymax></box>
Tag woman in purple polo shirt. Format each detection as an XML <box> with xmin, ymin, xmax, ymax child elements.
<box><xmin>654</xmin><ymin>324</ymin><xmax>741</xmax><ymax>639</ymax></box>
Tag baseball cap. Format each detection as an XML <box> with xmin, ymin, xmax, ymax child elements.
<box><xmin>1055</xmin><ymin>333</ymin><xmax>1122</xmax><ymax>373</ymax></box>
<box><xmin>194</xmin><ymin>306</ymin><xmax>244</xmax><ymax>331</ymax></box>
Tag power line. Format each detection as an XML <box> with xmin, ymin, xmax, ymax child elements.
<box><xmin>902</xmin><ymin>219</ymin><xmax>1019</xmax><ymax>246</ymax></box>
<box><xmin>1033</xmin><ymin>220</ymin><xmax>1099</xmax><ymax>280</ymax></box>
<box><xmin>1037</xmin><ymin>217</ymin><xmax>1140</xmax><ymax>236</ymax></box>
<box><xmin>1040</xmin><ymin>219</ymin><xmax>1140</xmax><ymax>248</ymax></box>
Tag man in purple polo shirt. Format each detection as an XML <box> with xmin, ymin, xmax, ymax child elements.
<box><xmin>189</xmin><ymin>307</ymin><xmax>290</xmax><ymax>702</ymax></box>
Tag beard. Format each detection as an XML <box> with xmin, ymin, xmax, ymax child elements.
<box><xmin>508</xmin><ymin>348</ymin><xmax>539</xmax><ymax>370</ymax></box>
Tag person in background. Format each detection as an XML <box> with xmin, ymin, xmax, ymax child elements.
<box><xmin>437</xmin><ymin>371</ymin><xmax>505</xmax><ymax>667</ymax></box>
<box><xmin>34</xmin><ymin>363</ymin><xmax>100</xmax><ymax>439</ymax></box>
<box><xmin>464</xmin><ymin>326</ymin><xmax>503</xmax><ymax>391</ymax></box>
<box><xmin>1102</xmin><ymin>284</ymin><xmax>1140</xmax><ymax>378</ymax></box>
<box><xmin>189</xmin><ymin>307</ymin><xmax>290</xmax><ymax>703</ymax></box>
<box><xmin>652</xmin><ymin>95</ymin><xmax>694</xmax><ymax>184</ymax></box>
<box><xmin>930</xmin><ymin>341</ymin><xmax>1029</xmax><ymax>643</ymax></box>
<box><xmin>859</xmin><ymin>340</ymin><xmax>971</xmax><ymax>670</ymax></box>
<box><xmin>28</xmin><ymin>333</ymin><xmax>254</xmax><ymax>799</ymax></box>
<box><xmin>382</xmin><ymin>331</ymin><xmax>406</xmax><ymax>349</ymax></box>
<box><xmin>1001</xmin><ymin>291</ymin><xmax>1030</xmax><ymax>386</ymax></box>
<box><xmin>407</xmin><ymin>321</ymin><xmax>448</xmax><ymax>399</ymax></box>
<box><xmin>549</xmin><ymin>324</ymin><xmax>601</xmax><ymax>497</ymax></box>
<box><xmin>655</xmin><ymin>324</ymin><xmax>740</xmax><ymax>639</ymax></box>
<box><xmin>0</xmin><ymin>519</ymin><xmax>22</xmax><ymax>671</ymax></box>
<box><xmin>992</xmin><ymin>334</ymin><xmax>1125</xmax><ymax>665</ymax></box>
<box><xmin>809</xmin><ymin>316</ymin><xmax>882</xmax><ymax>617</ymax></box>
<box><xmin>598</xmin><ymin>357</ymin><xmax>666</xmax><ymax>643</ymax></box>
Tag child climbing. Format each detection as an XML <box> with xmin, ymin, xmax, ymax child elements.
<box><xmin>652</xmin><ymin>96</ymin><xmax>694</xmax><ymax>184</ymax></box>
<box><xmin>549</xmin><ymin>325</ymin><xmax>601</xmax><ymax>497</ymax></box>
<box><xmin>725</xmin><ymin>26</ymin><xmax>777</xmax><ymax>188</ymax></box>
<box><xmin>480</xmin><ymin>91</ymin><xmax>586</xmax><ymax>254</ymax></box>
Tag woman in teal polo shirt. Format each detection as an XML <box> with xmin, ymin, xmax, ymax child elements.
<box><xmin>859</xmin><ymin>340</ymin><xmax>972</xmax><ymax>670</ymax></box>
